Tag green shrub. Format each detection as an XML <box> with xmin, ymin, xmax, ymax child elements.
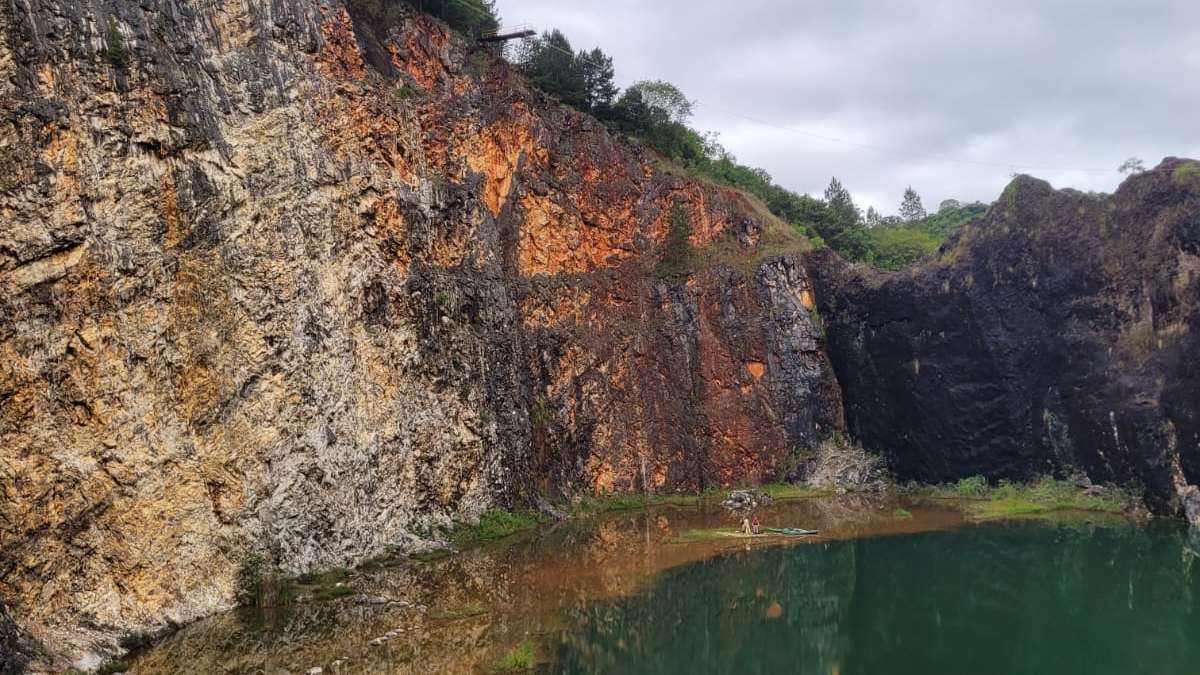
<box><xmin>237</xmin><ymin>554</ymin><xmax>287</xmax><ymax>608</ymax></box>
<box><xmin>924</xmin><ymin>475</ymin><xmax>1133</xmax><ymax>519</ymax></box>
<box><xmin>466</xmin><ymin>49</ymin><xmax>490</xmax><ymax>78</ymax></box>
<box><xmin>482</xmin><ymin>641</ymin><xmax>536</xmax><ymax>674</ymax></box>
<box><xmin>654</xmin><ymin>202</ymin><xmax>695</xmax><ymax>279</ymax></box>
<box><xmin>953</xmin><ymin>475</ymin><xmax>989</xmax><ymax>497</ymax></box>
<box><xmin>102</xmin><ymin>21</ymin><xmax>128</xmax><ymax>67</ymax></box>
<box><xmin>893</xmin><ymin>507</ymin><xmax>913</xmax><ymax>519</ymax></box>
<box><xmin>529</xmin><ymin>393</ymin><xmax>552</xmax><ymax>429</ymax></box>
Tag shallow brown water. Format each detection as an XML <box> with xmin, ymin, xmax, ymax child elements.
<box><xmin>126</xmin><ymin>495</ymin><xmax>1101</xmax><ymax>674</ymax></box>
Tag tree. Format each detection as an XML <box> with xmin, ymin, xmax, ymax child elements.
<box><xmin>865</xmin><ymin>206</ymin><xmax>883</xmax><ymax>228</ymax></box>
<box><xmin>352</xmin><ymin>0</ymin><xmax>500</xmax><ymax>38</ymax></box>
<box><xmin>938</xmin><ymin>199</ymin><xmax>961</xmax><ymax>213</ymax></box>
<box><xmin>816</xmin><ymin>178</ymin><xmax>868</xmax><ymax>260</ymax></box>
<box><xmin>824</xmin><ymin>178</ymin><xmax>860</xmax><ymax>226</ymax></box>
<box><xmin>515</xmin><ymin>30</ymin><xmax>587</xmax><ymax>109</ymax></box>
<box><xmin>1118</xmin><ymin>157</ymin><xmax>1146</xmax><ymax>175</ymax></box>
<box><xmin>431</xmin><ymin>0</ymin><xmax>499</xmax><ymax>37</ymax></box>
<box><xmin>624</xmin><ymin>80</ymin><xmax>694</xmax><ymax>124</ymax></box>
<box><xmin>899</xmin><ymin>186</ymin><xmax>926</xmax><ymax>221</ymax></box>
<box><xmin>580</xmin><ymin>47</ymin><xmax>617</xmax><ymax>116</ymax></box>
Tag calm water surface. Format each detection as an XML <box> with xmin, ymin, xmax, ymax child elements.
<box><xmin>549</xmin><ymin>519</ymin><xmax>1200</xmax><ymax>674</ymax></box>
<box><xmin>128</xmin><ymin>499</ymin><xmax>1199</xmax><ymax>674</ymax></box>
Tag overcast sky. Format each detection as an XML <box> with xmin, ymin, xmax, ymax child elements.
<box><xmin>497</xmin><ymin>0</ymin><xmax>1200</xmax><ymax>213</ymax></box>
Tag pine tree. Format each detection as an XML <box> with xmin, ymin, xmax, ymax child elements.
<box><xmin>581</xmin><ymin>47</ymin><xmax>617</xmax><ymax>116</ymax></box>
<box><xmin>516</xmin><ymin>30</ymin><xmax>587</xmax><ymax>109</ymax></box>
<box><xmin>899</xmin><ymin>186</ymin><xmax>927</xmax><ymax>221</ymax></box>
<box><xmin>865</xmin><ymin>206</ymin><xmax>882</xmax><ymax>228</ymax></box>
<box><xmin>817</xmin><ymin>177</ymin><xmax>867</xmax><ymax>260</ymax></box>
<box><xmin>824</xmin><ymin>177</ymin><xmax>860</xmax><ymax>226</ymax></box>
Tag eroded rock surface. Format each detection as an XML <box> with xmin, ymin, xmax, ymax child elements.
<box><xmin>809</xmin><ymin>161</ymin><xmax>1200</xmax><ymax>518</ymax></box>
<box><xmin>0</xmin><ymin>1</ymin><xmax>837</xmax><ymax>667</ymax></box>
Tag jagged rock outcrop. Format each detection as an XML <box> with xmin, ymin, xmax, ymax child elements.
<box><xmin>809</xmin><ymin>160</ymin><xmax>1200</xmax><ymax>518</ymax></box>
<box><xmin>0</xmin><ymin>0</ymin><xmax>839</xmax><ymax>668</ymax></box>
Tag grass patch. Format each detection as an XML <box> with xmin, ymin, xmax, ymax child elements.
<box><xmin>923</xmin><ymin>476</ymin><xmax>1131</xmax><ymax>520</ymax></box>
<box><xmin>893</xmin><ymin>507</ymin><xmax>913</xmax><ymax>520</ymax></box>
<box><xmin>757</xmin><ymin>483</ymin><xmax>825</xmax><ymax>500</ymax></box>
<box><xmin>1173</xmin><ymin>162</ymin><xmax>1199</xmax><ymax>184</ymax></box>
<box><xmin>481</xmin><ymin>641</ymin><xmax>536</xmax><ymax>674</ymax></box>
<box><xmin>665</xmin><ymin>527</ymin><xmax>742</xmax><ymax>543</ymax></box>
<box><xmin>569</xmin><ymin>492</ymin><xmax>702</xmax><ymax>517</ymax></box>
<box><xmin>448</xmin><ymin>509</ymin><xmax>541</xmax><ymax>548</ymax></box>
<box><xmin>429</xmin><ymin>603</ymin><xmax>488</xmax><ymax>621</ymax></box>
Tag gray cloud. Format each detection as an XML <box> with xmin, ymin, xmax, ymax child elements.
<box><xmin>497</xmin><ymin>0</ymin><xmax>1200</xmax><ymax>212</ymax></box>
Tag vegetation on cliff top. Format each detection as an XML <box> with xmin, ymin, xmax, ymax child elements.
<box><xmin>351</xmin><ymin>0</ymin><xmax>499</xmax><ymax>37</ymax></box>
<box><xmin>510</xmin><ymin>21</ymin><xmax>983</xmax><ymax>271</ymax></box>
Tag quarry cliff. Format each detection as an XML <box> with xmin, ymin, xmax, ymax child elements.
<box><xmin>2</xmin><ymin>0</ymin><xmax>1199</xmax><ymax>670</ymax></box>
<box><xmin>0</xmin><ymin>1</ymin><xmax>838</xmax><ymax>668</ymax></box>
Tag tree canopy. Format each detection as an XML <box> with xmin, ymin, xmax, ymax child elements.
<box><xmin>351</xmin><ymin>0</ymin><xmax>500</xmax><ymax>38</ymax></box>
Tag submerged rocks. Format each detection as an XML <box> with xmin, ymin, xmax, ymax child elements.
<box><xmin>722</xmin><ymin>490</ymin><xmax>773</xmax><ymax>511</ymax></box>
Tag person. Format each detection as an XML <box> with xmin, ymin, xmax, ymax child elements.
<box><xmin>742</xmin><ymin>517</ymin><xmax>752</xmax><ymax>535</ymax></box>
<box><xmin>751</xmin><ymin>515</ymin><xmax>761</xmax><ymax>535</ymax></box>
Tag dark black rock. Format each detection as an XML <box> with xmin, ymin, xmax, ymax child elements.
<box><xmin>808</xmin><ymin>159</ymin><xmax>1200</xmax><ymax>518</ymax></box>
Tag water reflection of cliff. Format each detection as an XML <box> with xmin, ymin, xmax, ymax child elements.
<box><xmin>550</xmin><ymin>521</ymin><xmax>1200</xmax><ymax>675</ymax></box>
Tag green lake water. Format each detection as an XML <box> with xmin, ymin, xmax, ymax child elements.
<box><xmin>547</xmin><ymin>520</ymin><xmax>1200</xmax><ymax>675</ymax></box>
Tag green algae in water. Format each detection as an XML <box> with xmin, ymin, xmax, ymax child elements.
<box><xmin>546</xmin><ymin>520</ymin><xmax>1200</xmax><ymax>674</ymax></box>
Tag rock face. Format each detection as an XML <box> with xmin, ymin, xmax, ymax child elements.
<box><xmin>809</xmin><ymin>161</ymin><xmax>1200</xmax><ymax>518</ymax></box>
<box><xmin>4</xmin><ymin>0</ymin><xmax>1192</xmax><ymax>667</ymax></box>
<box><xmin>1</xmin><ymin>602</ymin><xmax>33</xmax><ymax>675</ymax></box>
<box><xmin>0</xmin><ymin>0</ymin><xmax>839</xmax><ymax>667</ymax></box>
